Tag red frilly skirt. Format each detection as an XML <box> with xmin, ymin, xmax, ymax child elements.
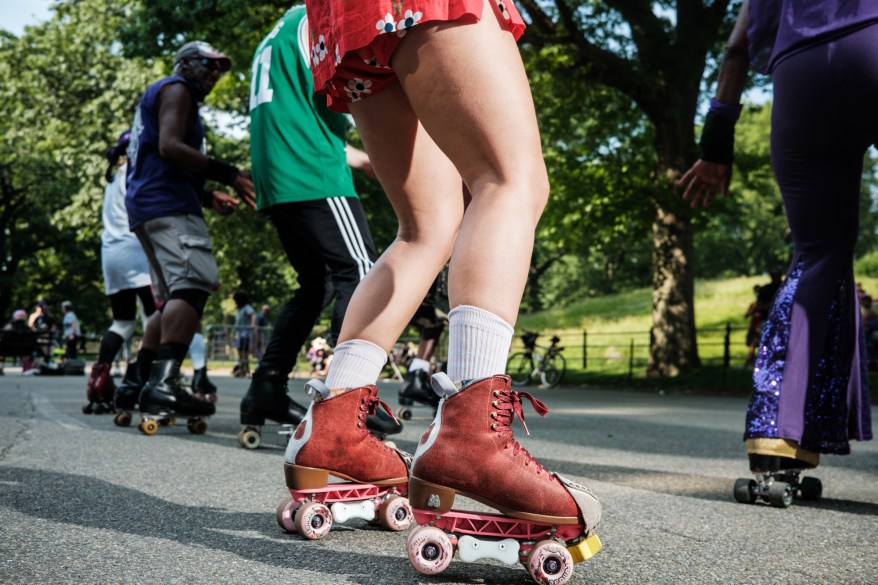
<box><xmin>304</xmin><ymin>0</ymin><xmax>526</xmax><ymax>111</ymax></box>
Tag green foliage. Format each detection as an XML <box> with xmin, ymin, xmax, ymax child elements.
<box><xmin>691</xmin><ymin>104</ymin><xmax>790</xmax><ymax>278</ymax></box>
<box><xmin>0</xmin><ymin>0</ymin><xmax>161</xmax><ymax>329</ymax></box>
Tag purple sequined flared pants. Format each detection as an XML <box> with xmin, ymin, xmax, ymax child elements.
<box><xmin>745</xmin><ymin>23</ymin><xmax>877</xmax><ymax>454</ymax></box>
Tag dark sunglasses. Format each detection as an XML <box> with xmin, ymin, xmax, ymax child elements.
<box><xmin>190</xmin><ymin>57</ymin><xmax>221</xmax><ymax>72</ymax></box>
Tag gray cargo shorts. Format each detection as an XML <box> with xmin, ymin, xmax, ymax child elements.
<box><xmin>134</xmin><ymin>214</ymin><xmax>219</xmax><ymax>302</ymax></box>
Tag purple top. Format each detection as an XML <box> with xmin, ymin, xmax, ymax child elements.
<box><xmin>126</xmin><ymin>76</ymin><xmax>206</xmax><ymax>229</ymax></box>
<box><xmin>748</xmin><ymin>0</ymin><xmax>878</xmax><ymax>74</ymax></box>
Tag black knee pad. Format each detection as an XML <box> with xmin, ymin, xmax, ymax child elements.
<box><xmin>168</xmin><ymin>288</ymin><xmax>210</xmax><ymax>318</ymax></box>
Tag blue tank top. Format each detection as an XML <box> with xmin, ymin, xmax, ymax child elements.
<box><xmin>748</xmin><ymin>0</ymin><xmax>878</xmax><ymax>74</ymax></box>
<box><xmin>126</xmin><ymin>76</ymin><xmax>206</xmax><ymax>229</ymax></box>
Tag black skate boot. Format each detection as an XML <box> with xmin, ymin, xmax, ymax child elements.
<box><xmin>238</xmin><ymin>367</ymin><xmax>309</xmax><ymax>449</ymax></box>
<box><xmin>192</xmin><ymin>367</ymin><xmax>218</xmax><ymax>403</ymax></box>
<box><xmin>367</xmin><ymin>407</ymin><xmax>403</xmax><ymax>447</ymax></box>
<box><xmin>137</xmin><ymin>360</ymin><xmax>214</xmax><ymax>436</ymax></box>
<box><xmin>397</xmin><ymin>368</ymin><xmax>439</xmax><ymax>420</ymax></box>
<box><xmin>113</xmin><ymin>361</ymin><xmax>143</xmax><ymax>427</ymax></box>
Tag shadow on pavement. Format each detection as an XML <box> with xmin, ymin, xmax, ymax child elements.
<box><xmin>0</xmin><ymin>465</ymin><xmax>540</xmax><ymax>584</ymax></box>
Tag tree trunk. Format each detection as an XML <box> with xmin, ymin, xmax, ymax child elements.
<box><xmin>648</xmin><ymin>203</ymin><xmax>700</xmax><ymax>376</ymax></box>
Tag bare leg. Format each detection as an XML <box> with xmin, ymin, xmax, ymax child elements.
<box><xmin>141</xmin><ymin>311</ymin><xmax>161</xmax><ymax>351</ymax></box>
<box><xmin>344</xmin><ymin>0</ymin><xmax>547</xmax><ymax>347</ymax></box>
<box><xmin>159</xmin><ymin>299</ymin><xmax>199</xmax><ymax>345</ymax></box>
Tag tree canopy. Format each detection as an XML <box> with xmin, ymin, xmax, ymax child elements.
<box><xmin>3</xmin><ymin>0</ymin><xmax>876</xmax><ymax>374</ymax></box>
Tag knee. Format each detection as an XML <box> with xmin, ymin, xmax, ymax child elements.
<box><xmin>108</xmin><ymin>320</ymin><xmax>137</xmax><ymax>340</ymax></box>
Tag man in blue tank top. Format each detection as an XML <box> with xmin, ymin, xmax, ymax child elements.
<box><xmin>127</xmin><ymin>40</ymin><xmax>255</xmax><ymax>420</ymax></box>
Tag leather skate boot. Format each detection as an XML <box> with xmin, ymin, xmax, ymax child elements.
<box><xmin>284</xmin><ymin>381</ymin><xmax>410</xmax><ymax>489</ymax></box>
<box><xmin>410</xmin><ymin>374</ymin><xmax>601</xmax><ymax>532</ymax></box>
<box><xmin>399</xmin><ymin>369</ymin><xmax>439</xmax><ymax>408</ymax></box>
<box><xmin>115</xmin><ymin>360</ymin><xmax>143</xmax><ymax>411</ymax></box>
<box><xmin>139</xmin><ymin>360</ymin><xmax>215</xmax><ymax>417</ymax></box>
<box><xmin>240</xmin><ymin>368</ymin><xmax>308</xmax><ymax>425</ymax></box>
<box><xmin>192</xmin><ymin>367</ymin><xmax>218</xmax><ymax>403</ymax></box>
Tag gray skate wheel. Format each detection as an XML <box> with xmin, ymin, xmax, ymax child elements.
<box><xmin>799</xmin><ymin>476</ymin><xmax>822</xmax><ymax>501</ymax></box>
<box><xmin>733</xmin><ymin>478</ymin><xmax>757</xmax><ymax>504</ymax></box>
<box><xmin>768</xmin><ymin>481</ymin><xmax>793</xmax><ymax>508</ymax></box>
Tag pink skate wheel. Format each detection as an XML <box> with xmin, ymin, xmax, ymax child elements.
<box><xmin>275</xmin><ymin>496</ymin><xmax>300</xmax><ymax>533</ymax></box>
<box><xmin>378</xmin><ymin>495</ymin><xmax>413</xmax><ymax>532</ymax></box>
<box><xmin>294</xmin><ymin>501</ymin><xmax>333</xmax><ymax>540</ymax></box>
<box><xmin>527</xmin><ymin>540</ymin><xmax>574</xmax><ymax>585</ymax></box>
<box><xmin>407</xmin><ymin>526</ymin><xmax>453</xmax><ymax>575</ymax></box>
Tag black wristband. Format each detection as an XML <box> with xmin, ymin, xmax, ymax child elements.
<box><xmin>204</xmin><ymin>157</ymin><xmax>239</xmax><ymax>186</ymax></box>
<box><xmin>201</xmin><ymin>189</ymin><xmax>215</xmax><ymax>208</ymax></box>
<box><xmin>699</xmin><ymin>111</ymin><xmax>736</xmax><ymax>165</ymax></box>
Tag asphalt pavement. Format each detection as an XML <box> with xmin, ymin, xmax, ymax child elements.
<box><xmin>0</xmin><ymin>368</ymin><xmax>875</xmax><ymax>584</ymax></box>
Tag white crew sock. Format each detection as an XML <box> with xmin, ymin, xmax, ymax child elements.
<box><xmin>325</xmin><ymin>339</ymin><xmax>388</xmax><ymax>390</ymax></box>
<box><xmin>447</xmin><ymin>305</ymin><xmax>514</xmax><ymax>382</ymax></box>
<box><xmin>189</xmin><ymin>332</ymin><xmax>206</xmax><ymax>369</ymax></box>
<box><xmin>408</xmin><ymin>357</ymin><xmax>430</xmax><ymax>372</ymax></box>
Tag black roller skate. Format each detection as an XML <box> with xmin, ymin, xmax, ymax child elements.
<box><xmin>397</xmin><ymin>369</ymin><xmax>439</xmax><ymax>421</ymax></box>
<box><xmin>83</xmin><ymin>363</ymin><xmax>116</xmax><ymax>415</ymax></box>
<box><xmin>113</xmin><ymin>361</ymin><xmax>143</xmax><ymax>427</ymax></box>
<box><xmin>238</xmin><ymin>368</ymin><xmax>309</xmax><ymax>449</ymax></box>
<box><xmin>192</xmin><ymin>367</ymin><xmax>218</xmax><ymax>403</ymax></box>
<box><xmin>733</xmin><ymin>453</ymin><xmax>822</xmax><ymax>508</ymax></box>
<box><xmin>137</xmin><ymin>360</ymin><xmax>215</xmax><ymax>436</ymax></box>
<box><xmin>238</xmin><ymin>367</ymin><xmax>402</xmax><ymax>449</ymax></box>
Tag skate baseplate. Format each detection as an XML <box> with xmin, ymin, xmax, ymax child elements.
<box><xmin>407</xmin><ymin>508</ymin><xmax>601</xmax><ymax>584</ymax></box>
<box><xmin>276</xmin><ymin>482</ymin><xmax>412</xmax><ymax>540</ymax></box>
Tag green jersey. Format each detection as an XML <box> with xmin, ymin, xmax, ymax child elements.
<box><xmin>249</xmin><ymin>6</ymin><xmax>357</xmax><ymax>210</ymax></box>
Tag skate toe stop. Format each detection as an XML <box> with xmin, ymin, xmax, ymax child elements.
<box><xmin>568</xmin><ymin>533</ymin><xmax>602</xmax><ymax>564</ymax></box>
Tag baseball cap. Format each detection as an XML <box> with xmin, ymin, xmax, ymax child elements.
<box><xmin>61</xmin><ymin>300</ymin><xmax>72</xmax><ymax>309</ymax></box>
<box><xmin>175</xmin><ymin>41</ymin><xmax>231</xmax><ymax>72</ymax></box>
<box><xmin>12</xmin><ymin>309</ymin><xmax>27</xmax><ymax>321</ymax></box>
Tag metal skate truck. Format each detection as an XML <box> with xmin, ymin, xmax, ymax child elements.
<box><xmin>406</xmin><ymin>373</ymin><xmax>602</xmax><ymax>585</ymax></box>
<box><xmin>276</xmin><ymin>379</ymin><xmax>413</xmax><ymax>539</ymax></box>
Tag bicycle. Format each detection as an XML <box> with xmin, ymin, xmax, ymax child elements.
<box><xmin>506</xmin><ymin>331</ymin><xmax>566</xmax><ymax>388</ymax></box>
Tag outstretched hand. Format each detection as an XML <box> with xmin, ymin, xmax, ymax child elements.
<box><xmin>678</xmin><ymin>160</ymin><xmax>732</xmax><ymax>208</ymax></box>
<box><xmin>211</xmin><ymin>191</ymin><xmax>240</xmax><ymax>216</ymax></box>
<box><xmin>233</xmin><ymin>170</ymin><xmax>256</xmax><ymax>209</ymax></box>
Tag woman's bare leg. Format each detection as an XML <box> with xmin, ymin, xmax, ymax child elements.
<box><xmin>351</xmin><ymin>0</ymin><xmax>548</xmax><ymax>330</ymax></box>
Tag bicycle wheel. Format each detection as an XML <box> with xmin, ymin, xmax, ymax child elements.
<box><xmin>540</xmin><ymin>354</ymin><xmax>566</xmax><ymax>388</ymax></box>
<box><xmin>507</xmin><ymin>352</ymin><xmax>533</xmax><ymax>386</ymax></box>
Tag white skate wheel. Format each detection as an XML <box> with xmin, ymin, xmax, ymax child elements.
<box><xmin>407</xmin><ymin>526</ymin><xmax>453</xmax><ymax>575</ymax></box>
<box><xmin>295</xmin><ymin>501</ymin><xmax>333</xmax><ymax>540</ymax></box>
<box><xmin>275</xmin><ymin>496</ymin><xmax>299</xmax><ymax>533</ymax></box>
<box><xmin>378</xmin><ymin>495</ymin><xmax>412</xmax><ymax>532</ymax></box>
<box><xmin>528</xmin><ymin>540</ymin><xmax>574</xmax><ymax>585</ymax></box>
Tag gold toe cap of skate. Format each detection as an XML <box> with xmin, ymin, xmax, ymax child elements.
<box><xmin>568</xmin><ymin>533</ymin><xmax>602</xmax><ymax>564</ymax></box>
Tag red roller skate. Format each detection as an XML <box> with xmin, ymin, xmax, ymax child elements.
<box><xmin>83</xmin><ymin>363</ymin><xmax>116</xmax><ymax>414</ymax></box>
<box><xmin>406</xmin><ymin>373</ymin><xmax>602</xmax><ymax>585</ymax></box>
<box><xmin>278</xmin><ymin>379</ymin><xmax>413</xmax><ymax>540</ymax></box>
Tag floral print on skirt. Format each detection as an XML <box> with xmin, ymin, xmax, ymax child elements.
<box><xmin>304</xmin><ymin>0</ymin><xmax>525</xmax><ymax>112</ymax></box>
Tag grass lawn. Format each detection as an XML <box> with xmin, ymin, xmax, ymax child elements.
<box><xmin>512</xmin><ymin>274</ymin><xmax>878</xmax><ymax>395</ymax></box>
